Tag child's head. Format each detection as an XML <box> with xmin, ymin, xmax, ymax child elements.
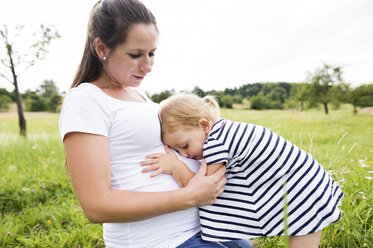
<box><xmin>158</xmin><ymin>93</ymin><xmax>221</xmax><ymax>159</ymax></box>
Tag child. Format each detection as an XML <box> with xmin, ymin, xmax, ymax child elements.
<box><xmin>141</xmin><ymin>93</ymin><xmax>343</xmax><ymax>247</ymax></box>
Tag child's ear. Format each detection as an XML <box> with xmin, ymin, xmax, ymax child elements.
<box><xmin>198</xmin><ymin>119</ymin><xmax>211</xmax><ymax>134</ymax></box>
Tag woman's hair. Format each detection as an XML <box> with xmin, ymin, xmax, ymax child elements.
<box><xmin>159</xmin><ymin>93</ymin><xmax>221</xmax><ymax>134</ymax></box>
<box><xmin>71</xmin><ymin>0</ymin><xmax>157</xmax><ymax>88</ymax></box>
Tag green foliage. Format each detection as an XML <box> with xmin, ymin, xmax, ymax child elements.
<box><xmin>23</xmin><ymin>80</ymin><xmax>62</xmax><ymax>112</ymax></box>
<box><xmin>220</xmin><ymin>95</ymin><xmax>234</xmax><ymax>108</ymax></box>
<box><xmin>24</xmin><ymin>91</ymin><xmax>46</xmax><ymax>112</ymax></box>
<box><xmin>250</xmin><ymin>93</ymin><xmax>271</xmax><ymax>110</ymax></box>
<box><xmin>0</xmin><ymin>88</ymin><xmax>14</xmax><ymax>111</ymax></box>
<box><xmin>0</xmin><ymin>94</ymin><xmax>12</xmax><ymax>111</ymax></box>
<box><xmin>206</xmin><ymin>90</ymin><xmax>224</xmax><ymax>107</ymax></box>
<box><xmin>308</xmin><ymin>64</ymin><xmax>344</xmax><ymax>114</ymax></box>
<box><xmin>289</xmin><ymin>83</ymin><xmax>310</xmax><ymax>111</ymax></box>
<box><xmin>243</xmin><ymin>83</ymin><xmax>291</xmax><ymax>110</ymax></box>
<box><xmin>150</xmin><ymin>89</ymin><xmax>174</xmax><ymax>103</ymax></box>
<box><xmin>192</xmin><ymin>86</ymin><xmax>207</xmax><ymax>97</ymax></box>
<box><xmin>46</xmin><ymin>92</ymin><xmax>63</xmax><ymax>112</ymax></box>
<box><xmin>0</xmin><ymin>88</ymin><xmax>15</xmax><ymax>101</ymax></box>
<box><xmin>351</xmin><ymin>84</ymin><xmax>373</xmax><ymax>108</ymax></box>
<box><xmin>148</xmin><ymin>79</ymin><xmax>373</xmax><ymax>115</ymax></box>
<box><xmin>0</xmin><ymin>88</ymin><xmax>15</xmax><ymax>112</ymax></box>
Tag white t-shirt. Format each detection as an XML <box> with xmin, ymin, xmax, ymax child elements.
<box><xmin>59</xmin><ymin>83</ymin><xmax>200</xmax><ymax>248</ymax></box>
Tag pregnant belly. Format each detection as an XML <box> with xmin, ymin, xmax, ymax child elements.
<box><xmin>109</xmin><ymin>145</ymin><xmax>201</xmax><ymax>192</ymax></box>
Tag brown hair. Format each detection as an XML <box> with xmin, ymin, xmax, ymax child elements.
<box><xmin>71</xmin><ymin>0</ymin><xmax>157</xmax><ymax>88</ymax></box>
<box><xmin>159</xmin><ymin>93</ymin><xmax>221</xmax><ymax>135</ymax></box>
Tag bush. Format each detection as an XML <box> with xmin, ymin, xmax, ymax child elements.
<box><xmin>250</xmin><ymin>94</ymin><xmax>271</xmax><ymax>110</ymax></box>
<box><xmin>46</xmin><ymin>93</ymin><xmax>63</xmax><ymax>112</ymax></box>
<box><xmin>0</xmin><ymin>95</ymin><xmax>12</xmax><ymax>111</ymax></box>
<box><xmin>25</xmin><ymin>93</ymin><xmax>46</xmax><ymax>111</ymax></box>
<box><xmin>221</xmin><ymin>95</ymin><xmax>234</xmax><ymax>108</ymax></box>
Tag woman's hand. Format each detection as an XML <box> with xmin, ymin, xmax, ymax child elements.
<box><xmin>141</xmin><ymin>145</ymin><xmax>183</xmax><ymax>177</ymax></box>
<box><xmin>182</xmin><ymin>159</ymin><xmax>227</xmax><ymax>207</ymax></box>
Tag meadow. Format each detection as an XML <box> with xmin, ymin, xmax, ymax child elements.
<box><xmin>0</xmin><ymin>107</ymin><xmax>372</xmax><ymax>247</ymax></box>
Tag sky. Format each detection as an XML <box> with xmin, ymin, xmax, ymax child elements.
<box><xmin>0</xmin><ymin>0</ymin><xmax>372</xmax><ymax>94</ymax></box>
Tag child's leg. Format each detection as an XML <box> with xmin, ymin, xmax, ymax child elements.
<box><xmin>289</xmin><ymin>230</ymin><xmax>322</xmax><ymax>248</ymax></box>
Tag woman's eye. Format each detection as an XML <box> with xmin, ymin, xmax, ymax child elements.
<box><xmin>182</xmin><ymin>144</ymin><xmax>188</xmax><ymax>149</ymax></box>
<box><xmin>149</xmin><ymin>52</ymin><xmax>155</xmax><ymax>57</ymax></box>
<box><xmin>129</xmin><ymin>53</ymin><xmax>141</xmax><ymax>59</ymax></box>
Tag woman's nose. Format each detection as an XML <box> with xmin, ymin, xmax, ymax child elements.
<box><xmin>140</xmin><ymin>56</ymin><xmax>152</xmax><ymax>73</ymax></box>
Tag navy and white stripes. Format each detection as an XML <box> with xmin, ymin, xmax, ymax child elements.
<box><xmin>200</xmin><ymin>118</ymin><xmax>343</xmax><ymax>242</ymax></box>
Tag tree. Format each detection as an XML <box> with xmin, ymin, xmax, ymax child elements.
<box><xmin>250</xmin><ymin>92</ymin><xmax>271</xmax><ymax>110</ymax></box>
<box><xmin>39</xmin><ymin>79</ymin><xmax>59</xmax><ymax>98</ymax></box>
<box><xmin>150</xmin><ymin>89</ymin><xmax>174</xmax><ymax>103</ymax></box>
<box><xmin>0</xmin><ymin>23</ymin><xmax>60</xmax><ymax>135</ymax></box>
<box><xmin>343</xmin><ymin>84</ymin><xmax>373</xmax><ymax>114</ymax></box>
<box><xmin>24</xmin><ymin>91</ymin><xmax>46</xmax><ymax>112</ymax></box>
<box><xmin>206</xmin><ymin>90</ymin><xmax>224</xmax><ymax>107</ymax></box>
<box><xmin>307</xmin><ymin>64</ymin><xmax>344</xmax><ymax>114</ymax></box>
<box><xmin>0</xmin><ymin>94</ymin><xmax>12</xmax><ymax>111</ymax></box>
<box><xmin>290</xmin><ymin>83</ymin><xmax>310</xmax><ymax>111</ymax></box>
<box><xmin>221</xmin><ymin>95</ymin><xmax>234</xmax><ymax>108</ymax></box>
<box><xmin>192</xmin><ymin>86</ymin><xmax>206</xmax><ymax>97</ymax></box>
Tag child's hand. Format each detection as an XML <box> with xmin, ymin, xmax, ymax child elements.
<box><xmin>141</xmin><ymin>145</ymin><xmax>181</xmax><ymax>178</ymax></box>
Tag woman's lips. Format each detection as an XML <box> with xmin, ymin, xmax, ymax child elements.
<box><xmin>133</xmin><ymin>75</ymin><xmax>144</xmax><ymax>80</ymax></box>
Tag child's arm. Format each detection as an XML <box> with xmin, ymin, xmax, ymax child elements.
<box><xmin>141</xmin><ymin>145</ymin><xmax>225</xmax><ymax>187</ymax></box>
<box><xmin>141</xmin><ymin>145</ymin><xmax>194</xmax><ymax>187</ymax></box>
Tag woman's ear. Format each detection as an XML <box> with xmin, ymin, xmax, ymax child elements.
<box><xmin>198</xmin><ymin>119</ymin><xmax>211</xmax><ymax>135</ymax></box>
<box><xmin>94</xmin><ymin>37</ymin><xmax>109</xmax><ymax>61</ymax></box>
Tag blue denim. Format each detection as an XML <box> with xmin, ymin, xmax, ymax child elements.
<box><xmin>176</xmin><ymin>232</ymin><xmax>252</xmax><ymax>248</ymax></box>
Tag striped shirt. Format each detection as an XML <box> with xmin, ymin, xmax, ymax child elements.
<box><xmin>200</xmin><ymin>118</ymin><xmax>343</xmax><ymax>242</ymax></box>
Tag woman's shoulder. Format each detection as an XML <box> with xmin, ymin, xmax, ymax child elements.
<box><xmin>61</xmin><ymin>83</ymin><xmax>111</xmax><ymax>115</ymax></box>
<box><xmin>63</xmin><ymin>83</ymin><xmax>107</xmax><ymax>105</ymax></box>
<box><xmin>66</xmin><ymin>83</ymin><xmax>101</xmax><ymax>97</ymax></box>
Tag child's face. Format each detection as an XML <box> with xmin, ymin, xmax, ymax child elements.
<box><xmin>163</xmin><ymin>125</ymin><xmax>209</xmax><ymax>160</ymax></box>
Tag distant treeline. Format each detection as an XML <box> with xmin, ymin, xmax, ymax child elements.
<box><xmin>1</xmin><ymin>65</ymin><xmax>373</xmax><ymax>114</ymax></box>
<box><xmin>149</xmin><ymin>82</ymin><xmax>373</xmax><ymax>114</ymax></box>
<box><xmin>150</xmin><ymin>65</ymin><xmax>373</xmax><ymax>115</ymax></box>
<box><xmin>0</xmin><ymin>79</ymin><xmax>62</xmax><ymax>113</ymax></box>
<box><xmin>1</xmin><ymin>81</ymin><xmax>372</xmax><ymax>114</ymax></box>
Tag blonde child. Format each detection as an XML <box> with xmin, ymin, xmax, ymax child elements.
<box><xmin>141</xmin><ymin>93</ymin><xmax>343</xmax><ymax>248</ymax></box>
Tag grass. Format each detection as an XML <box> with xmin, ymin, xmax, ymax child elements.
<box><xmin>1</xmin><ymin>108</ymin><xmax>372</xmax><ymax>247</ymax></box>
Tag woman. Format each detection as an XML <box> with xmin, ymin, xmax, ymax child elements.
<box><xmin>59</xmin><ymin>0</ymin><xmax>251</xmax><ymax>247</ymax></box>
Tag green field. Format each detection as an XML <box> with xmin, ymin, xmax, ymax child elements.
<box><xmin>1</xmin><ymin>108</ymin><xmax>372</xmax><ymax>247</ymax></box>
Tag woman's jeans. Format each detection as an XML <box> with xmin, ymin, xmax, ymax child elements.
<box><xmin>176</xmin><ymin>232</ymin><xmax>252</xmax><ymax>248</ymax></box>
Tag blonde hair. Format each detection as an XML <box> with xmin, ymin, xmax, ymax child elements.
<box><xmin>159</xmin><ymin>93</ymin><xmax>221</xmax><ymax>134</ymax></box>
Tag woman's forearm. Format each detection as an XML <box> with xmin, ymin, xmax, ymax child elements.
<box><xmin>83</xmin><ymin>187</ymin><xmax>193</xmax><ymax>223</ymax></box>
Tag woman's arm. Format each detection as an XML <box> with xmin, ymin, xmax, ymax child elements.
<box><xmin>64</xmin><ymin>132</ymin><xmax>227</xmax><ymax>223</ymax></box>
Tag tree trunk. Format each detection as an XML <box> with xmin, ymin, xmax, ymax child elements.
<box><xmin>300</xmin><ymin>101</ymin><xmax>304</xmax><ymax>112</ymax></box>
<box><xmin>353</xmin><ymin>104</ymin><xmax>357</xmax><ymax>115</ymax></box>
<box><xmin>323</xmin><ymin>102</ymin><xmax>329</xmax><ymax>114</ymax></box>
<box><xmin>13</xmin><ymin>79</ymin><xmax>26</xmax><ymax>136</ymax></box>
<box><xmin>7</xmin><ymin>45</ymin><xmax>26</xmax><ymax>136</ymax></box>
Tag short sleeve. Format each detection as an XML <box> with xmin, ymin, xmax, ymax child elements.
<box><xmin>58</xmin><ymin>88</ymin><xmax>111</xmax><ymax>141</ymax></box>
<box><xmin>203</xmin><ymin>138</ymin><xmax>229</xmax><ymax>165</ymax></box>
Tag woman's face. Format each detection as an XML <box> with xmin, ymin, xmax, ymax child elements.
<box><xmin>106</xmin><ymin>23</ymin><xmax>158</xmax><ymax>87</ymax></box>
